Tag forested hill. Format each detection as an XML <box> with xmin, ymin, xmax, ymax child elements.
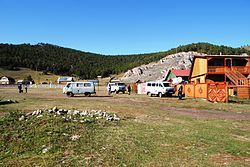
<box><xmin>0</xmin><ymin>43</ymin><xmax>249</xmax><ymax>79</ymax></box>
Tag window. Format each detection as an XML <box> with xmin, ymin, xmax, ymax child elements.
<box><xmin>84</xmin><ymin>83</ymin><xmax>91</xmax><ymax>87</ymax></box>
<box><xmin>156</xmin><ymin>83</ymin><xmax>159</xmax><ymax>87</ymax></box>
<box><xmin>77</xmin><ymin>83</ymin><xmax>84</xmax><ymax>87</ymax></box>
<box><xmin>152</xmin><ymin>83</ymin><xmax>156</xmax><ymax>87</ymax></box>
<box><xmin>147</xmin><ymin>83</ymin><xmax>151</xmax><ymax>86</ymax></box>
<box><xmin>163</xmin><ymin>83</ymin><xmax>169</xmax><ymax>87</ymax></box>
<box><xmin>208</xmin><ymin>59</ymin><xmax>224</xmax><ymax>66</ymax></box>
<box><xmin>66</xmin><ymin>83</ymin><xmax>71</xmax><ymax>88</ymax></box>
<box><xmin>118</xmin><ymin>83</ymin><xmax>125</xmax><ymax>86</ymax></box>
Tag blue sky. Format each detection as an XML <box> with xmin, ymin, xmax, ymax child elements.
<box><xmin>1</xmin><ymin>0</ymin><xmax>249</xmax><ymax>55</ymax></box>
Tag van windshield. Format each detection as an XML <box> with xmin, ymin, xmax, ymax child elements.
<box><xmin>118</xmin><ymin>83</ymin><xmax>125</xmax><ymax>86</ymax></box>
<box><xmin>163</xmin><ymin>83</ymin><xmax>170</xmax><ymax>87</ymax></box>
<box><xmin>66</xmin><ymin>83</ymin><xmax>71</xmax><ymax>88</ymax></box>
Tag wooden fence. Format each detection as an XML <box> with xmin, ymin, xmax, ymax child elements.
<box><xmin>184</xmin><ymin>83</ymin><xmax>228</xmax><ymax>102</ymax></box>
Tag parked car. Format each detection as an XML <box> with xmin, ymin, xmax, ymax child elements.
<box><xmin>63</xmin><ymin>82</ymin><xmax>96</xmax><ymax>97</ymax></box>
<box><xmin>145</xmin><ymin>81</ymin><xmax>175</xmax><ymax>97</ymax></box>
<box><xmin>107</xmin><ymin>82</ymin><xmax>126</xmax><ymax>94</ymax></box>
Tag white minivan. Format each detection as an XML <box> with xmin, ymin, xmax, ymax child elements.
<box><xmin>145</xmin><ymin>81</ymin><xmax>175</xmax><ymax>97</ymax></box>
<box><xmin>63</xmin><ymin>82</ymin><xmax>96</xmax><ymax>97</ymax></box>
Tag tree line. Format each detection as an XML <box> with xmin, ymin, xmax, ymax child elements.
<box><xmin>0</xmin><ymin>42</ymin><xmax>249</xmax><ymax>79</ymax></box>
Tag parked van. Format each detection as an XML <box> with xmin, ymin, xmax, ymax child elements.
<box><xmin>63</xmin><ymin>82</ymin><xmax>96</xmax><ymax>97</ymax></box>
<box><xmin>107</xmin><ymin>82</ymin><xmax>126</xmax><ymax>94</ymax></box>
<box><xmin>145</xmin><ymin>81</ymin><xmax>175</xmax><ymax>97</ymax></box>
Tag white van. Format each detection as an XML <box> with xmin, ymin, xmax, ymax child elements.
<box><xmin>63</xmin><ymin>82</ymin><xmax>96</xmax><ymax>97</ymax></box>
<box><xmin>107</xmin><ymin>82</ymin><xmax>126</xmax><ymax>94</ymax></box>
<box><xmin>145</xmin><ymin>81</ymin><xmax>175</xmax><ymax>97</ymax></box>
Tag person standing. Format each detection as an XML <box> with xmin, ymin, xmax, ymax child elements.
<box><xmin>108</xmin><ymin>83</ymin><xmax>111</xmax><ymax>96</ymax></box>
<box><xmin>18</xmin><ymin>83</ymin><xmax>22</xmax><ymax>93</ymax></box>
<box><xmin>127</xmin><ymin>84</ymin><xmax>131</xmax><ymax>95</ymax></box>
<box><xmin>178</xmin><ymin>84</ymin><xmax>183</xmax><ymax>100</ymax></box>
<box><xmin>24</xmin><ymin>84</ymin><xmax>28</xmax><ymax>93</ymax></box>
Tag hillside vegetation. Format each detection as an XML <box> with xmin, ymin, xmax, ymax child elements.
<box><xmin>0</xmin><ymin>43</ymin><xmax>249</xmax><ymax>79</ymax></box>
<box><xmin>0</xmin><ymin>67</ymin><xmax>59</xmax><ymax>84</ymax></box>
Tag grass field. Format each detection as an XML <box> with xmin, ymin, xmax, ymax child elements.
<box><xmin>0</xmin><ymin>87</ymin><xmax>250</xmax><ymax>166</ymax></box>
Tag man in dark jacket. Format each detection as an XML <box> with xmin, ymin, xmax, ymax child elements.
<box><xmin>178</xmin><ymin>84</ymin><xmax>183</xmax><ymax>100</ymax></box>
<box><xmin>127</xmin><ymin>84</ymin><xmax>131</xmax><ymax>95</ymax></box>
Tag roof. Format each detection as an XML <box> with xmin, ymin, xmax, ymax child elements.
<box><xmin>171</xmin><ymin>70</ymin><xmax>190</xmax><ymax>77</ymax></box>
<box><xmin>194</xmin><ymin>54</ymin><xmax>250</xmax><ymax>58</ymax></box>
<box><xmin>57</xmin><ymin>77</ymin><xmax>73</xmax><ymax>82</ymax></box>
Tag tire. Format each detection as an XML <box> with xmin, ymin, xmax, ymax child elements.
<box><xmin>159</xmin><ymin>92</ymin><xmax>163</xmax><ymax>98</ymax></box>
<box><xmin>67</xmin><ymin>92</ymin><xmax>74</xmax><ymax>97</ymax></box>
<box><xmin>147</xmin><ymin>92</ymin><xmax>152</xmax><ymax>97</ymax></box>
<box><xmin>122</xmin><ymin>91</ymin><xmax>125</xmax><ymax>94</ymax></box>
<box><xmin>84</xmin><ymin>92</ymin><xmax>91</xmax><ymax>97</ymax></box>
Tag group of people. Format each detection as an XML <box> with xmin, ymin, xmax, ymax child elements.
<box><xmin>18</xmin><ymin>83</ymin><xmax>28</xmax><ymax>93</ymax></box>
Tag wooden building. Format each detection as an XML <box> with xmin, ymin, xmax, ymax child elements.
<box><xmin>189</xmin><ymin>55</ymin><xmax>250</xmax><ymax>84</ymax></box>
<box><xmin>165</xmin><ymin>69</ymin><xmax>190</xmax><ymax>82</ymax></box>
<box><xmin>188</xmin><ymin>55</ymin><xmax>250</xmax><ymax>100</ymax></box>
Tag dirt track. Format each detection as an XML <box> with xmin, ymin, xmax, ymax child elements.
<box><xmin>0</xmin><ymin>87</ymin><xmax>250</xmax><ymax>121</ymax></box>
<box><xmin>163</xmin><ymin>107</ymin><xmax>250</xmax><ymax>121</ymax></box>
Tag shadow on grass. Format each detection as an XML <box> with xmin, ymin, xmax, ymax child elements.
<box><xmin>228</xmin><ymin>96</ymin><xmax>250</xmax><ymax>104</ymax></box>
<box><xmin>68</xmin><ymin>95</ymin><xmax>112</xmax><ymax>98</ymax></box>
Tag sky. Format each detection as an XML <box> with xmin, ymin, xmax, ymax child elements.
<box><xmin>0</xmin><ymin>0</ymin><xmax>250</xmax><ymax>55</ymax></box>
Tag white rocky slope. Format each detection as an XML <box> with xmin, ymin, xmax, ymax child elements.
<box><xmin>121</xmin><ymin>51</ymin><xmax>206</xmax><ymax>83</ymax></box>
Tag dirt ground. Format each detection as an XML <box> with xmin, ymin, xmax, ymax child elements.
<box><xmin>1</xmin><ymin>87</ymin><xmax>250</xmax><ymax>121</ymax></box>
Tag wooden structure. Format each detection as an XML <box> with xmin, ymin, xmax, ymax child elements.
<box><xmin>189</xmin><ymin>55</ymin><xmax>250</xmax><ymax>99</ymax></box>
<box><xmin>184</xmin><ymin>82</ymin><xmax>228</xmax><ymax>102</ymax></box>
<box><xmin>165</xmin><ymin>69</ymin><xmax>190</xmax><ymax>82</ymax></box>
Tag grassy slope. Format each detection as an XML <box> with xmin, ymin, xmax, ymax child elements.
<box><xmin>0</xmin><ymin>67</ymin><xmax>60</xmax><ymax>84</ymax></box>
<box><xmin>0</xmin><ymin>88</ymin><xmax>249</xmax><ymax>166</ymax></box>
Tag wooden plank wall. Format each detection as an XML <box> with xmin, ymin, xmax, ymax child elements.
<box><xmin>237</xmin><ymin>87</ymin><xmax>250</xmax><ymax>98</ymax></box>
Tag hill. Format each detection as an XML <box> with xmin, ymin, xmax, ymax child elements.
<box><xmin>0</xmin><ymin>67</ymin><xmax>59</xmax><ymax>84</ymax></box>
<box><xmin>121</xmin><ymin>51</ymin><xmax>202</xmax><ymax>82</ymax></box>
<box><xmin>0</xmin><ymin>43</ymin><xmax>249</xmax><ymax>79</ymax></box>
<box><xmin>243</xmin><ymin>45</ymin><xmax>250</xmax><ymax>51</ymax></box>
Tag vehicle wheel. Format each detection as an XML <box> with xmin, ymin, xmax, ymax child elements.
<box><xmin>115</xmin><ymin>90</ymin><xmax>118</xmax><ymax>94</ymax></box>
<box><xmin>67</xmin><ymin>92</ymin><xmax>74</xmax><ymax>97</ymax></box>
<box><xmin>84</xmin><ymin>92</ymin><xmax>90</xmax><ymax>96</ymax></box>
<box><xmin>167</xmin><ymin>94</ymin><xmax>172</xmax><ymax>97</ymax></box>
<box><xmin>159</xmin><ymin>92</ymin><xmax>163</xmax><ymax>98</ymax></box>
<box><xmin>122</xmin><ymin>91</ymin><xmax>125</xmax><ymax>94</ymax></box>
<box><xmin>147</xmin><ymin>92</ymin><xmax>152</xmax><ymax>97</ymax></box>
